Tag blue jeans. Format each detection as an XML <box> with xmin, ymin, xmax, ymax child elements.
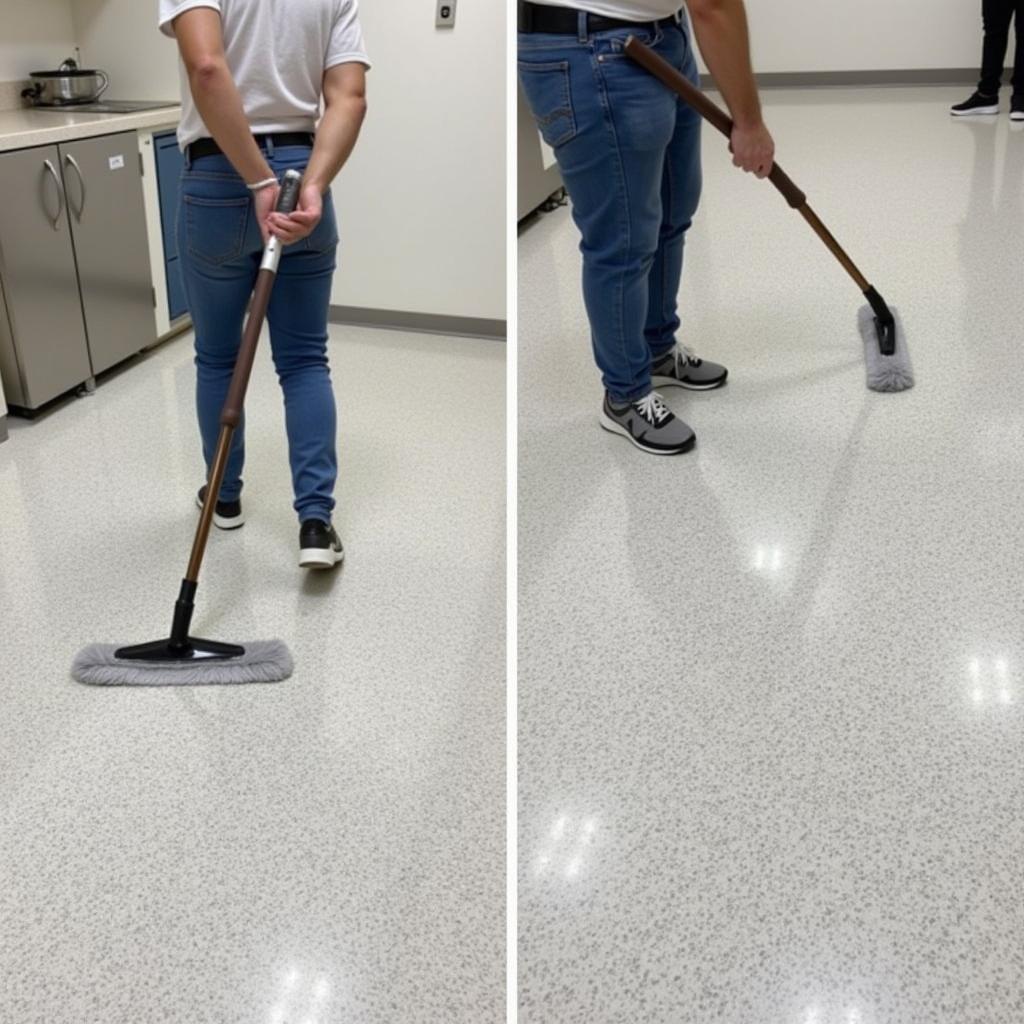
<box><xmin>177</xmin><ymin>144</ymin><xmax>339</xmax><ymax>524</ymax></box>
<box><xmin>519</xmin><ymin>15</ymin><xmax>702</xmax><ymax>402</ymax></box>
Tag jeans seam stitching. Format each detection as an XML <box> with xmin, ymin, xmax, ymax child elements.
<box><xmin>594</xmin><ymin>53</ymin><xmax>644</xmax><ymax>400</ymax></box>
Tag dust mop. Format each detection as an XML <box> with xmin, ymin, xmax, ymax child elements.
<box><xmin>71</xmin><ymin>171</ymin><xmax>304</xmax><ymax>686</ymax></box>
<box><xmin>624</xmin><ymin>37</ymin><xmax>913</xmax><ymax>393</ymax></box>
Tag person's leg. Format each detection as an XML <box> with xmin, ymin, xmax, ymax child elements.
<box><xmin>645</xmin><ymin>21</ymin><xmax>703</xmax><ymax>361</ymax></box>
<box><xmin>264</xmin><ymin>149</ymin><xmax>339</xmax><ymax>525</ymax></box>
<box><xmin>1011</xmin><ymin>0</ymin><xmax>1024</xmax><ymax>99</ymax></box>
<box><xmin>176</xmin><ymin>153</ymin><xmax>262</xmax><ymax>502</ymax></box>
<box><xmin>519</xmin><ymin>20</ymin><xmax>681</xmax><ymax>403</ymax></box>
<box><xmin>979</xmin><ymin>0</ymin><xmax>1015</xmax><ymax>95</ymax></box>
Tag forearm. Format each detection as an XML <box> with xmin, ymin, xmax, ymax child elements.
<box><xmin>187</xmin><ymin>60</ymin><xmax>272</xmax><ymax>182</ymax></box>
<box><xmin>688</xmin><ymin>0</ymin><xmax>763</xmax><ymax>128</ymax></box>
<box><xmin>303</xmin><ymin>92</ymin><xmax>368</xmax><ymax>192</ymax></box>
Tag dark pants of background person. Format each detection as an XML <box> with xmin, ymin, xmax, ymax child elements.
<box><xmin>980</xmin><ymin>0</ymin><xmax>1024</xmax><ymax>96</ymax></box>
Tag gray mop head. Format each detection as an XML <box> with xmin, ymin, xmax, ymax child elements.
<box><xmin>859</xmin><ymin>304</ymin><xmax>913</xmax><ymax>393</ymax></box>
<box><xmin>71</xmin><ymin>640</ymin><xmax>293</xmax><ymax>686</ymax></box>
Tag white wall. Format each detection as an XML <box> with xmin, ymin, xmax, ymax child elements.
<box><xmin>739</xmin><ymin>0</ymin><xmax>992</xmax><ymax>74</ymax></box>
<box><xmin>68</xmin><ymin>0</ymin><xmax>505</xmax><ymax>322</ymax></box>
<box><xmin>0</xmin><ymin>0</ymin><xmax>77</xmax><ymax>81</ymax></box>
<box><xmin>70</xmin><ymin>0</ymin><xmax>180</xmax><ymax>101</ymax></box>
<box><xmin>328</xmin><ymin>0</ymin><xmax>506</xmax><ymax>321</ymax></box>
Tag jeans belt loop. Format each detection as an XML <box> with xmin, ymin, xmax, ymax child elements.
<box><xmin>577</xmin><ymin>9</ymin><xmax>588</xmax><ymax>43</ymax></box>
<box><xmin>264</xmin><ymin>135</ymin><xmax>275</xmax><ymax>158</ymax></box>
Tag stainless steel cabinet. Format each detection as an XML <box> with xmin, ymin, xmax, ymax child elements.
<box><xmin>0</xmin><ymin>144</ymin><xmax>92</xmax><ymax>408</ymax></box>
<box><xmin>0</xmin><ymin>131</ymin><xmax>155</xmax><ymax>411</ymax></box>
<box><xmin>62</xmin><ymin>133</ymin><xmax>155</xmax><ymax>375</ymax></box>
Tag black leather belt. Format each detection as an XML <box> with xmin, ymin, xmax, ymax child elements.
<box><xmin>518</xmin><ymin>1</ymin><xmax>676</xmax><ymax>34</ymax></box>
<box><xmin>187</xmin><ymin>132</ymin><xmax>315</xmax><ymax>162</ymax></box>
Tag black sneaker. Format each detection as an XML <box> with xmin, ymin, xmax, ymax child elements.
<box><xmin>299</xmin><ymin>519</ymin><xmax>344</xmax><ymax>569</ymax></box>
<box><xmin>599</xmin><ymin>391</ymin><xmax>696</xmax><ymax>455</ymax></box>
<box><xmin>196</xmin><ymin>485</ymin><xmax>244</xmax><ymax>530</ymax></box>
<box><xmin>1011</xmin><ymin>95</ymin><xmax>1024</xmax><ymax>121</ymax></box>
<box><xmin>950</xmin><ymin>91</ymin><xmax>999</xmax><ymax>116</ymax></box>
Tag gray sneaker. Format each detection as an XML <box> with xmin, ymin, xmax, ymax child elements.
<box><xmin>600</xmin><ymin>391</ymin><xmax>696</xmax><ymax>455</ymax></box>
<box><xmin>651</xmin><ymin>344</ymin><xmax>728</xmax><ymax>390</ymax></box>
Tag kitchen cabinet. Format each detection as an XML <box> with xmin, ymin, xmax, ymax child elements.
<box><xmin>0</xmin><ymin>144</ymin><xmax>93</xmax><ymax>409</ymax></box>
<box><xmin>0</xmin><ymin>131</ymin><xmax>155</xmax><ymax>411</ymax></box>
<box><xmin>154</xmin><ymin>130</ymin><xmax>187</xmax><ymax>320</ymax></box>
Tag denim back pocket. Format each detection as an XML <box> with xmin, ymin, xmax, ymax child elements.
<box><xmin>182</xmin><ymin>194</ymin><xmax>251</xmax><ymax>266</ymax></box>
<box><xmin>518</xmin><ymin>60</ymin><xmax>577</xmax><ymax>148</ymax></box>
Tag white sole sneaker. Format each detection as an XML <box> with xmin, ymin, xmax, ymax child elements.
<box><xmin>1011</xmin><ymin>111</ymin><xmax>1024</xmax><ymax>121</ymax></box>
<box><xmin>651</xmin><ymin>373</ymin><xmax>726</xmax><ymax>391</ymax></box>
<box><xmin>299</xmin><ymin>546</ymin><xmax>345</xmax><ymax>569</ymax></box>
<box><xmin>598</xmin><ymin>413</ymin><xmax>695</xmax><ymax>455</ymax></box>
<box><xmin>195</xmin><ymin>493</ymin><xmax>244</xmax><ymax>530</ymax></box>
<box><xmin>951</xmin><ymin>105</ymin><xmax>999</xmax><ymax>116</ymax></box>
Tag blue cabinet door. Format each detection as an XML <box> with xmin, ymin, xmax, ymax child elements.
<box><xmin>166</xmin><ymin>255</ymin><xmax>186</xmax><ymax>321</ymax></box>
<box><xmin>154</xmin><ymin>132</ymin><xmax>187</xmax><ymax>320</ymax></box>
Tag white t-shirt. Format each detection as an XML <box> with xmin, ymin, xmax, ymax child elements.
<box><xmin>537</xmin><ymin>0</ymin><xmax>682</xmax><ymax>20</ymax></box>
<box><xmin>158</xmin><ymin>0</ymin><xmax>371</xmax><ymax>150</ymax></box>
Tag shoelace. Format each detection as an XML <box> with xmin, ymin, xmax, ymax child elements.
<box><xmin>634</xmin><ymin>392</ymin><xmax>671</xmax><ymax>426</ymax></box>
<box><xmin>675</xmin><ymin>344</ymin><xmax>702</xmax><ymax>370</ymax></box>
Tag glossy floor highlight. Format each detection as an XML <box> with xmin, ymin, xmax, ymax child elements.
<box><xmin>0</xmin><ymin>325</ymin><xmax>505</xmax><ymax>1023</ymax></box>
<box><xmin>518</xmin><ymin>87</ymin><xmax>1024</xmax><ymax>1023</ymax></box>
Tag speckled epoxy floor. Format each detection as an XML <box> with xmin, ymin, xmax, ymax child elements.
<box><xmin>0</xmin><ymin>325</ymin><xmax>504</xmax><ymax>1022</ymax></box>
<box><xmin>518</xmin><ymin>88</ymin><xmax>1024</xmax><ymax>1023</ymax></box>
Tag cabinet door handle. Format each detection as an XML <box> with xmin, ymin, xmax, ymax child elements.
<box><xmin>64</xmin><ymin>153</ymin><xmax>86</xmax><ymax>221</ymax></box>
<box><xmin>42</xmin><ymin>159</ymin><xmax>64</xmax><ymax>231</ymax></box>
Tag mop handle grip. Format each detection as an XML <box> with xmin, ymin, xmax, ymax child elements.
<box><xmin>623</xmin><ymin>36</ymin><xmax>807</xmax><ymax>210</ymax></box>
<box><xmin>275</xmin><ymin>168</ymin><xmax>302</xmax><ymax>214</ymax></box>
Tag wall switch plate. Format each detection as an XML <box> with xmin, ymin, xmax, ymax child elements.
<box><xmin>436</xmin><ymin>0</ymin><xmax>456</xmax><ymax>28</ymax></box>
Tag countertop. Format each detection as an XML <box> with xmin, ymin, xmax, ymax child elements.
<box><xmin>0</xmin><ymin>106</ymin><xmax>181</xmax><ymax>153</ymax></box>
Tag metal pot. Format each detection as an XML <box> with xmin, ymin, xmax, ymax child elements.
<box><xmin>22</xmin><ymin>58</ymin><xmax>109</xmax><ymax>107</ymax></box>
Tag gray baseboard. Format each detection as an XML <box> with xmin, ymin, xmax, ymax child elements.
<box><xmin>701</xmin><ymin>67</ymin><xmax>1003</xmax><ymax>89</ymax></box>
<box><xmin>0</xmin><ymin>414</ymin><xmax>7</xmax><ymax>444</ymax></box>
<box><xmin>329</xmin><ymin>306</ymin><xmax>506</xmax><ymax>341</ymax></box>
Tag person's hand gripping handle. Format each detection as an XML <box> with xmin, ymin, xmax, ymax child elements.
<box><xmin>623</xmin><ymin>36</ymin><xmax>805</xmax><ymax>209</ymax></box>
<box><xmin>259</xmin><ymin>169</ymin><xmax>302</xmax><ymax>272</ymax></box>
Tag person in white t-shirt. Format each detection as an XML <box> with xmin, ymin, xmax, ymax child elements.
<box><xmin>519</xmin><ymin>0</ymin><xmax>774</xmax><ymax>456</ymax></box>
<box><xmin>158</xmin><ymin>0</ymin><xmax>369</xmax><ymax>568</ymax></box>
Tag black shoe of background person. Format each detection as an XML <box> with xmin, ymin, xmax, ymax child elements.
<box><xmin>950</xmin><ymin>91</ymin><xmax>1000</xmax><ymax>116</ymax></box>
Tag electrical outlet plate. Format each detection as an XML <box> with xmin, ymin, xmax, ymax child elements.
<box><xmin>435</xmin><ymin>0</ymin><xmax>456</xmax><ymax>28</ymax></box>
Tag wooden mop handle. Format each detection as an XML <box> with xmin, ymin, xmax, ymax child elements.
<box><xmin>220</xmin><ymin>170</ymin><xmax>303</xmax><ymax>428</ymax></box>
<box><xmin>186</xmin><ymin>171</ymin><xmax>303</xmax><ymax>583</ymax></box>
<box><xmin>623</xmin><ymin>36</ymin><xmax>807</xmax><ymax>210</ymax></box>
